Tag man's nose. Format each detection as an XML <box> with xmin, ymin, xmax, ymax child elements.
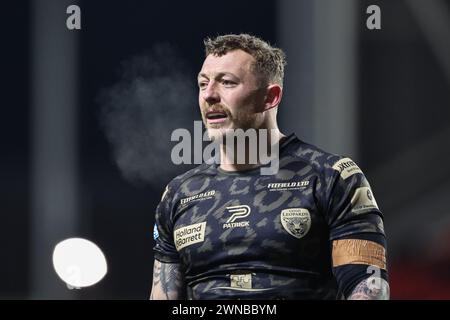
<box><xmin>202</xmin><ymin>82</ymin><xmax>220</xmax><ymax>105</ymax></box>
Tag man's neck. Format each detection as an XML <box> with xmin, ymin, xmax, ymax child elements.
<box><xmin>219</xmin><ymin>128</ymin><xmax>285</xmax><ymax>172</ymax></box>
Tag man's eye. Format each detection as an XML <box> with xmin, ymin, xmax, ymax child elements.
<box><xmin>222</xmin><ymin>80</ymin><xmax>236</xmax><ymax>86</ymax></box>
<box><xmin>199</xmin><ymin>82</ymin><xmax>208</xmax><ymax>89</ymax></box>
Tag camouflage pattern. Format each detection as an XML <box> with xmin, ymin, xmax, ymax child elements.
<box><xmin>153</xmin><ymin>134</ymin><xmax>386</xmax><ymax>299</ymax></box>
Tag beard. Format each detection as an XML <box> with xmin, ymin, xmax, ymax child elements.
<box><xmin>200</xmin><ymin>103</ymin><xmax>260</xmax><ymax>142</ymax></box>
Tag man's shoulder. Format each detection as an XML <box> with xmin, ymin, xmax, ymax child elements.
<box><xmin>286</xmin><ymin>138</ymin><xmax>347</xmax><ymax>177</ymax></box>
<box><xmin>165</xmin><ymin>162</ymin><xmax>215</xmax><ymax>193</ymax></box>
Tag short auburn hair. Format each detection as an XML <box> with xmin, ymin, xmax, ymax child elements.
<box><xmin>204</xmin><ymin>34</ymin><xmax>287</xmax><ymax>87</ymax></box>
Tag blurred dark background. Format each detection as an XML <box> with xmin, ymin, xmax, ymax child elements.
<box><xmin>2</xmin><ymin>0</ymin><xmax>449</xmax><ymax>299</ymax></box>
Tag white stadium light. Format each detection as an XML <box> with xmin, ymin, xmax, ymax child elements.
<box><xmin>52</xmin><ymin>238</ymin><xmax>108</xmax><ymax>288</ymax></box>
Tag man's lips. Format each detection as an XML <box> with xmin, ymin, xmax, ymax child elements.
<box><xmin>205</xmin><ymin>110</ymin><xmax>228</xmax><ymax>124</ymax></box>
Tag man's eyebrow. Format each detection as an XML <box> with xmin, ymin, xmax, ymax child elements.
<box><xmin>197</xmin><ymin>72</ymin><xmax>239</xmax><ymax>80</ymax></box>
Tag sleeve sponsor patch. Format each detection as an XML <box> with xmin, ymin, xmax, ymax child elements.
<box><xmin>350</xmin><ymin>187</ymin><xmax>379</xmax><ymax>213</ymax></box>
<box><xmin>153</xmin><ymin>223</ymin><xmax>159</xmax><ymax>240</ymax></box>
<box><xmin>332</xmin><ymin>157</ymin><xmax>363</xmax><ymax>179</ymax></box>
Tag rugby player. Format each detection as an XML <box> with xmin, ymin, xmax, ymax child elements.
<box><xmin>150</xmin><ymin>34</ymin><xmax>389</xmax><ymax>300</ymax></box>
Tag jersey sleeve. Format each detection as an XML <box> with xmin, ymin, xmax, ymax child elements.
<box><xmin>323</xmin><ymin>157</ymin><xmax>389</xmax><ymax>297</ymax></box>
<box><xmin>324</xmin><ymin>157</ymin><xmax>385</xmax><ymax>241</ymax></box>
<box><xmin>153</xmin><ymin>183</ymin><xmax>181</xmax><ymax>263</ymax></box>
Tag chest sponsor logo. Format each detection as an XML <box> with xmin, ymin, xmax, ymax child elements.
<box><xmin>179</xmin><ymin>190</ymin><xmax>216</xmax><ymax>206</ymax></box>
<box><xmin>267</xmin><ymin>180</ymin><xmax>310</xmax><ymax>191</ymax></box>
<box><xmin>280</xmin><ymin>208</ymin><xmax>311</xmax><ymax>239</ymax></box>
<box><xmin>332</xmin><ymin>157</ymin><xmax>363</xmax><ymax>179</ymax></box>
<box><xmin>350</xmin><ymin>187</ymin><xmax>379</xmax><ymax>213</ymax></box>
<box><xmin>174</xmin><ymin>222</ymin><xmax>206</xmax><ymax>250</ymax></box>
<box><xmin>223</xmin><ymin>205</ymin><xmax>251</xmax><ymax>229</ymax></box>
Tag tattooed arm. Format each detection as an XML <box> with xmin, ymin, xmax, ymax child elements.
<box><xmin>150</xmin><ymin>260</ymin><xmax>186</xmax><ymax>300</ymax></box>
<box><xmin>347</xmin><ymin>276</ymin><xmax>390</xmax><ymax>300</ymax></box>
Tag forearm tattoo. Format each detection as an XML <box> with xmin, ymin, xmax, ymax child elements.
<box><xmin>348</xmin><ymin>276</ymin><xmax>390</xmax><ymax>300</ymax></box>
<box><xmin>150</xmin><ymin>260</ymin><xmax>185</xmax><ymax>300</ymax></box>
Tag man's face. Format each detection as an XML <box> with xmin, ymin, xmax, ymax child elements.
<box><xmin>198</xmin><ymin>50</ymin><xmax>266</xmax><ymax>138</ymax></box>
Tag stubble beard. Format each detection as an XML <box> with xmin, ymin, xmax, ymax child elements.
<box><xmin>202</xmin><ymin>104</ymin><xmax>260</xmax><ymax>142</ymax></box>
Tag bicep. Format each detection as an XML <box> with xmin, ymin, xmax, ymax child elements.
<box><xmin>150</xmin><ymin>260</ymin><xmax>186</xmax><ymax>300</ymax></box>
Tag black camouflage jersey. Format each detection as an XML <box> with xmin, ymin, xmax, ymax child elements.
<box><xmin>153</xmin><ymin>133</ymin><xmax>386</xmax><ymax>299</ymax></box>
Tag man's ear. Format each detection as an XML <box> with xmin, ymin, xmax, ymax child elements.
<box><xmin>264</xmin><ymin>84</ymin><xmax>283</xmax><ymax>111</ymax></box>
